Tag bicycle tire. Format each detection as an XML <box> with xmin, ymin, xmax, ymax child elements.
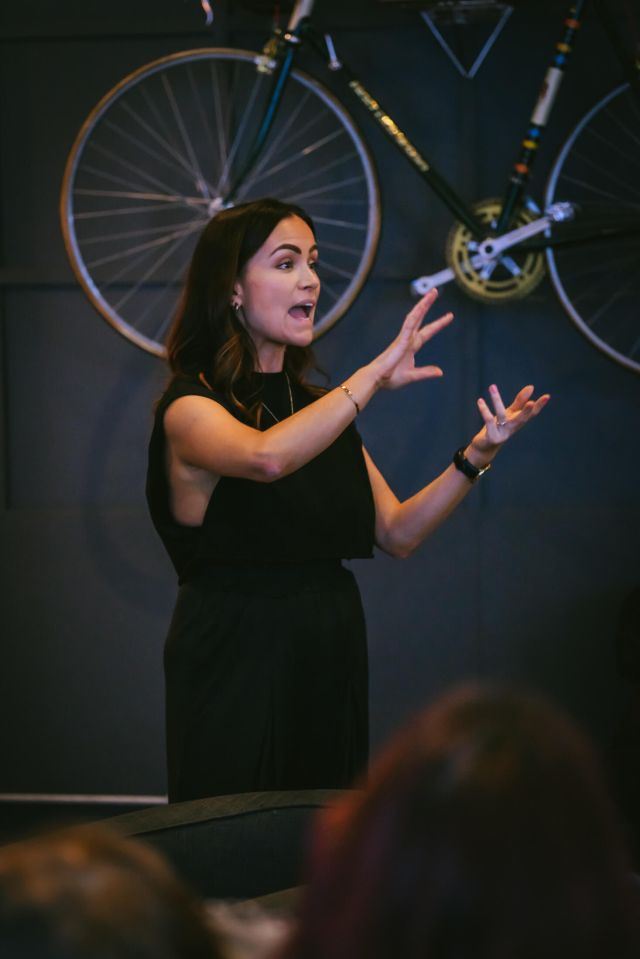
<box><xmin>60</xmin><ymin>48</ymin><xmax>381</xmax><ymax>357</ymax></box>
<box><xmin>544</xmin><ymin>83</ymin><xmax>640</xmax><ymax>374</ymax></box>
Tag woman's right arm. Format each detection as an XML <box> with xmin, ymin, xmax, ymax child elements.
<box><xmin>164</xmin><ymin>289</ymin><xmax>453</xmax><ymax>483</ymax></box>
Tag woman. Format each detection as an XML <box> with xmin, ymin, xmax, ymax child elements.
<box><xmin>280</xmin><ymin>685</ymin><xmax>640</xmax><ymax>959</ymax></box>
<box><xmin>146</xmin><ymin>197</ymin><xmax>548</xmax><ymax>802</ymax></box>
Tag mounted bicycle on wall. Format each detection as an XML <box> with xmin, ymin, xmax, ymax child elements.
<box><xmin>60</xmin><ymin>0</ymin><xmax>640</xmax><ymax>372</ymax></box>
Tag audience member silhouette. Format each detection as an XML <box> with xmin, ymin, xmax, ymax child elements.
<box><xmin>281</xmin><ymin>684</ymin><xmax>640</xmax><ymax>959</ymax></box>
<box><xmin>0</xmin><ymin>826</ymin><xmax>222</xmax><ymax>959</ymax></box>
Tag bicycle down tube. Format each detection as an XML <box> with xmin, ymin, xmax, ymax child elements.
<box><xmin>223</xmin><ymin>0</ymin><xmax>487</xmax><ymax>238</ymax></box>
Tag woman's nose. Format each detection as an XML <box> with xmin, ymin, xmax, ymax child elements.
<box><xmin>300</xmin><ymin>267</ymin><xmax>319</xmax><ymax>288</ymax></box>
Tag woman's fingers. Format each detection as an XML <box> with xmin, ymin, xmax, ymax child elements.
<box><xmin>477</xmin><ymin>396</ymin><xmax>495</xmax><ymax>426</ymax></box>
<box><xmin>395</xmin><ymin>289</ymin><xmax>439</xmax><ymax>340</ymax></box>
<box><xmin>510</xmin><ymin>390</ymin><xmax>550</xmax><ymax>423</ymax></box>
<box><xmin>412</xmin><ymin>364</ymin><xmax>444</xmax><ymax>381</ymax></box>
<box><xmin>416</xmin><ymin>311</ymin><xmax>454</xmax><ymax>346</ymax></box>
<box><xmin>409</xmin><ymin>288</ymin><xmax>439</xmax><ymax>322</ymax></box>
<box><xmin>489</xmin><ymin>384</ymin><xmax>508</xmax><ymax>425</ymax></box>
<box><xmin>509</xmin><ymin>384</ymin><xmax>535</xmax><ymax>412</ymax></box>
<box><xmin>477</xmin><ymin>385</ymin><xmax>550</xmax><ymax>445</ymax></box>
<box><xmin>530</xmin><ymin>393</ymin><xmax>551</xmax><ymax>416</ymax></box>
<box><xmin>472</xmin><ymin>383</ymin><xmax>550</xmax><ymax>453</ymax></box>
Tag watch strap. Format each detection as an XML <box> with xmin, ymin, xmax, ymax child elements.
<box><xmin>453</xmin><ymin>447</ymin><xmax>491</xmax><ymax>483</ymax></box>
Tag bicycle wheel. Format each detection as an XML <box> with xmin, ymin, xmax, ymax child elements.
<box><xmin>544</xmin><ymin>83</ymin><xmax>640</xmax><ymax>374</ymax></box>
<box><xmin>60</xmin><ymin>49</ymin><xmax>380</xmax><ymax>357</ymax></box>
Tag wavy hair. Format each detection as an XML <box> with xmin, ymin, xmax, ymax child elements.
<box><xmin>281</xmin><ymin>684</ymin><xmax>640</xmax><ymax>959</ymax></box>
<box><xmin>166</xmin><ymin>197</ymin><xmax>323</xmax><ymax>423</ymax></box>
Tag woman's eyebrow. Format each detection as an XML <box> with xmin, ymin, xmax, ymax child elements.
<box><xmin>269</xmin><ymin>242</ymin><xmax>319</xmax><ymax>256</ymax></box>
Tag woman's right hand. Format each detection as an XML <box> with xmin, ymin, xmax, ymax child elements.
<box><xmin>369</xmin><ymin>289</ymin><xmax>454</xmax><ymax>390</ymax></box>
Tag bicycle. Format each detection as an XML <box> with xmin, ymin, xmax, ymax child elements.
<box><xmin>60</xmin><ymin>0</ymin><xmax>640</xmax><ymax>372</ymax></box>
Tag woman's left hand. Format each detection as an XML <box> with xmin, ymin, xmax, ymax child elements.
<box><xmin>471</xmin><ymin>383</ymin><xmax>550</xmax><ymax>455</ymax></box>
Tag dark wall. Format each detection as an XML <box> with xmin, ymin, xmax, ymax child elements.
<box><xmin>1</xmin><ymin>0</ymin><xmax>638</xmax><ymax>797</ymax></box>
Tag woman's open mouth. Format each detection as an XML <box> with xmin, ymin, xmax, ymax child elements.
<box><xmin>288</xmin><ymin>302</ymin><xmax>315</xmax><ymax>319</ymax></box>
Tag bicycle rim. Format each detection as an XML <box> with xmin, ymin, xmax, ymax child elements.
<box><xmin>60</xmin><ymin>49</ymin><xmax>380</xmax><ymax>357</ymax></box>
<box><xmin>545</xmin><ymin>83</ymin><xmax>640</xmax><ymax>374</ymax></box>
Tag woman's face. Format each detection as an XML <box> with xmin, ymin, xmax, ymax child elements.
<box><xmin>235</xmin><ymin>215</ymin><xmax>320</xmax><ymax>370</ymax></box>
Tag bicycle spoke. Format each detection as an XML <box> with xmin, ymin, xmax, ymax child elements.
<box><xmin>242</xmin><ymin>96</ymin><xmax>312</xmax><ymax>184</ymax></box>
<box><xmin>161</xmin><ymin>72</ymin><xmax>212</xmax><ymax>200</ymax></box>
<box><xmin>240</xmin><ymin>129</ymin><xmax>349</xmax><ymax>192</ymax></box>
<box><xmin>102</xmin><ymin>119</ymin><xmax>196</xmax><ymax>184</ymax></box>
<box><xmin>238</xmin><ymin>96</ymin><xmax>325</xmax><ymax>194</ymax></box>
<box><xmin>139</xmin><ymin>83</ymin><xmax>188</xmax><ymax>167</ymax></box>
<box><xmin>562</xmin><ymin>147</ymin><xmax>640</xmax><ymax>201</ymax></box>
<box><xmin>87</xmin><ymin>221</ymin><xmax>203</xmax><ymax>270</ymax></box>
<box><xmin>79</xmin><ymin>218</ymin><xmax>205</xmax><ymax>246</ymax></box>
<box><xmin>216</xmin><ymin>65</ymin><xmax>263</xmax><ymax>195</ymax></box>
<box><xmin>557</xmin><ymin>173</ymin><xmax>640</xmax><ymax>206</ymax></box>
<box><xmin>317</xmin><ymin>259</ymin><xmax>354</xmax><ymax>281</ymax></box>
<box><xmin>599</xmin><ymin>104</ymin><xmax>640</xmax><ymax>152</ymax></box>
<box><xmin>289</xmin><ymin>175</ymin><xmax>369</xmax><ymax>204</ymax></box>
<box><xmin>584</xmin><ymin>271</ymin><xmax>639</xmax><ymax>329</ymax></box>
<box><xmin>113</xmin><ymin>226</ymin><xmax>199</xmax><ymax>312</ymax></box>
<box><xmin>75</xmin><ymin>187</ymin><xmax>208</xmax><ymax>207</ymax></box>
<box><xmin>315</xmin><ymin>239</ymin><xmax>367</xmax><ymax>257</ymax></box>
<box><xmin>74</xmin><ymin>201</ymin><xmax>195</xmax><ymax>219</ymax></box>
<box><xmin>587</xmin><ymin>124</ymin><xmax>640</xmax><ymax>174</ymax></box>
<box><xmin>560</xmin><ymin>247</ymin><xmax>639</xmax><ymax>295</ymax></box>
<box><xmin>84</xmin><ymin>143</ymin><xmax>199</xmax><ymax>202</ymax></box>
<box><xmin>187</xmin><ymin>61</ymin><xmax>223</xmax><ymax>190</ymax></box>
<box><xmin>312</xmin><ymin>215</ymin><xmax>367</xmax><ymax>231</ymax></box>
<box><xmin>298</xmin><ymin>198</ymin><xmax>369</xmax><ymax>206</ymax></box>
<box><xmin>210</xmin><ymin>59</ymin><xmax>230</xmax><ymax>178</ymax></box>
<box><xmin>116</xmin><ymin>101</ymin><xmax>211</xmax><ymax>183</ymax></box>
<box><xmin>319</xmin><ymin>283</ymin><xmax>340</xmax><ymax>303</ymax></box>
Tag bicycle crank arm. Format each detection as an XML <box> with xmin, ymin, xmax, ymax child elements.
<box><xmin>475</xmin><ymin>202</ymin><xmax>574</xmax><ymax>262</ymax></box>
<box><xmin>410</xmin><ymin>202</ymin><xmax>574</xmax><ymax>296</ymax></box>
<box><xmin>411</xmin><ymin>266</ymin><xmax>457</xmax><ymax>295</ymax></box>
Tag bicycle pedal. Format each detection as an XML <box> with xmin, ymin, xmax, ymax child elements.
<box><xmin>545</xmin><ymin>201</ymin><xmax>576</xmax><ymax>222</ymax></box>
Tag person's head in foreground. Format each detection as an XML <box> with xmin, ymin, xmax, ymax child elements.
<box><xmin>0</xmin><ymin>825</ymin><xmax>221</xmax><ymax>959</ymax></box>
<box><xmin>282</xmin><ymin>683</ymin><xmax>640</xmax><ymax>959</ymax></box>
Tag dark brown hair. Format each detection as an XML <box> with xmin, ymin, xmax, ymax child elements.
<box><xmin>166</xmin><ymin>197</ymin><xmax>322</xmax><ymax>423</ymax></box>
<box><xmin>282</xmin><ymin>684</ymin><xmax>640</xmax><ymax>959</ymax></box>
<box><xmin>0</xmin><ymin>826</ymin><xmax>221</xmax><ymax>959</ymax></box>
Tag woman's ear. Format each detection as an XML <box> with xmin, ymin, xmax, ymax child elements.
<box><xmin>231</xmin><ymin>281</ymin><xmax>243</xmax><ymax>311</ymax></box>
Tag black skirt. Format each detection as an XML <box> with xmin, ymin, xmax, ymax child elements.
<box><xmin>164</xmin><ymin>561</ymin><xmax>368</xmax><ymax>802</ymax></box>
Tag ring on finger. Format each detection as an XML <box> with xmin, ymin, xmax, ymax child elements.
<box><xmin>495</xmin><ymin>417</ymin><xmax>508</xmax><ymax>428</ymax></box>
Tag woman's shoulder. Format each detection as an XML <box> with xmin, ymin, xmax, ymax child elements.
<box><xmin>156</xmin><ymin>373</ymin><xmax>230</xmax><ymax>413</ymax></box>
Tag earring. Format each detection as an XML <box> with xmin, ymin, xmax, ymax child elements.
<box><xmin>231</xmin><ymin>301</ymin><xmax>240</xmax><ymax>312</ymax></box>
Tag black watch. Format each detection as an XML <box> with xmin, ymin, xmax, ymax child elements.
<box><xmin>453</xmin><ymin>447</ymin><xmax>492</xmax><ymax>483</ymax></box>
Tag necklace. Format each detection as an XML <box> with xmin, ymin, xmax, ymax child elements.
<box><xmin>261</xmin><ymin>372</ymin><xmax>294</xmax><ymax>424</ymax></box>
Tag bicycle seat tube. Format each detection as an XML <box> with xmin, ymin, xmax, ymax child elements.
<box><xmin>497</xmin><ymin>0</ymin><xmax>586</xmax><ymax>234</ymax></box>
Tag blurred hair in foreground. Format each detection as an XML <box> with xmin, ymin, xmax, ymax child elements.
<box><xmin>282</xmin><ymin>683</ymin><xmax>640</xmax><ymax>959</ymax></box>
<box><xmin>0</xmin><ymin>825</ymin><xmax>222</xmax><ymax>959</ymax></box>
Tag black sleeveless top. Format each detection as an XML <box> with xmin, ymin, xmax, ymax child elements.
<box><xmin>146</xmin><ymin>373</ymin><xmax>376</xmax><ymax>583</ymax></box>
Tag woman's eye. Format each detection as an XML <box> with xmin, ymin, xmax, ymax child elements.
<box><xmin>276</xmin><ymin>259</ymin><xmax>293</xmax><ymax>270</ymax></box>
<box><xmin>309</xmin><ymin>261</ymin><xmax>318</xmax><ymax>271</ymax></box>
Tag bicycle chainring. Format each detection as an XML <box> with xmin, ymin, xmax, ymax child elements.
<box><xmin>446</xmin><ymin>198</ymin><xmax>546</xmax><ymax>303</ymax></box>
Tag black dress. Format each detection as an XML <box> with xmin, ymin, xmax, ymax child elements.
<box><xmin>146</xmin><ymin>372</ymin><xmax>375</xmax><ymax>802</ymax></box>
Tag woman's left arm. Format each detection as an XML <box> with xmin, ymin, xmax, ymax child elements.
<box><xmin>366</xmin><ymin>383</ymin><xmax>549</xmax><ymax>558</ymax></box>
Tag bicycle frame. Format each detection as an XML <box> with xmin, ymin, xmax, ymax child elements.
<box><xmin>225</xmin><ymin>0</ymin><xmax>591</xmax><ymax>244</ymax></box>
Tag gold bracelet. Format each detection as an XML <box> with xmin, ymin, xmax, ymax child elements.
<box><xmin>339</xmin><ymin>383</ymin><xmax>360</xmax><ymax>415</ymax></box>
